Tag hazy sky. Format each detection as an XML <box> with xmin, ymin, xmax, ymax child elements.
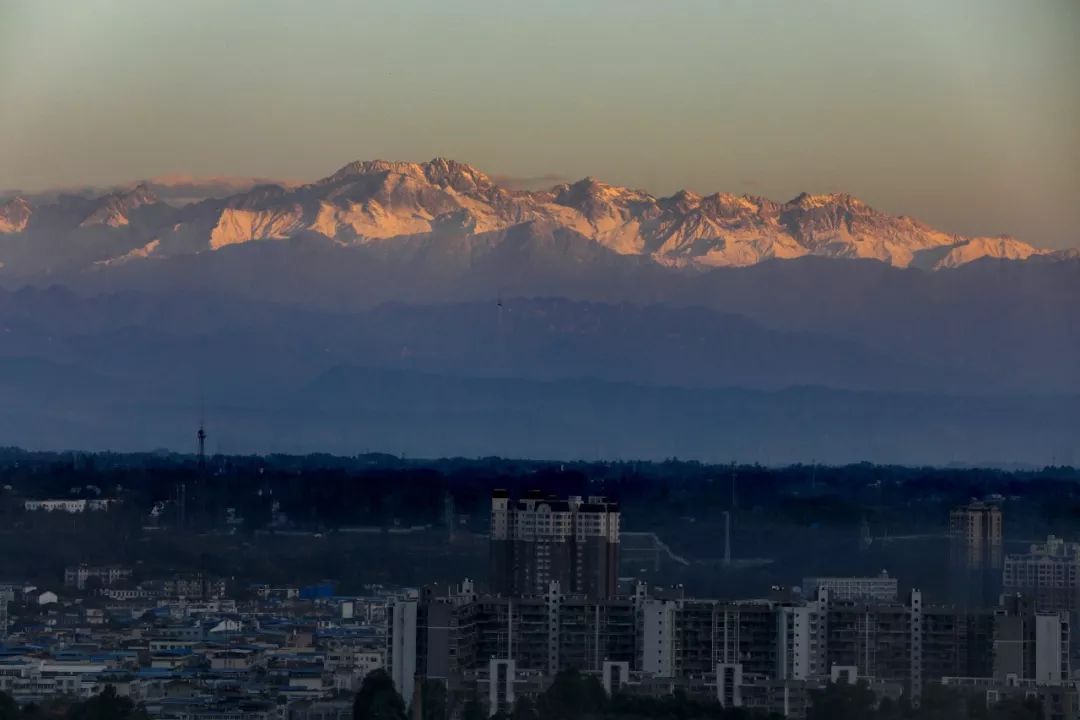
<box><xmin>1</xmin><ymin>0</ymin><xmax>1077</xmax><ymax>248</ymax></box>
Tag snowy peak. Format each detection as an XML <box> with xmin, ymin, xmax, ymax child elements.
<box><xmin>914</xmin><ymin>235</ymin><xmax>1044</xmax><ymax>270</ymax></box>
<box><xmin>662</xmin><ymin>190</ymin><xmax>702</xmax><ymax>212</ymax></box>
<box><xmin>698</xmin><ymin>192</ymin><xmax>764</xmax><ymax>217</ymax></box>
<box><xmin>552</xmin><ymin>177</ymin><xmax>651</xmax><ymax>207</ymax></box>
<box><xmin>80</xmin><ymin>183</ymin><xmax>162</xmax><ymax>227</ymax></box>
<box><xmin>320</xmin><ymin>157</ymin><xmax>495</xmax><ymax>194</ymax></box>
<box><xmin>780</xmin><ymin>192</ymin><xmax>878</xmax><ymax>233</ymax></box>
<box><xmin>785</xmin><ymin>191</ymin><xmax>865</xmax><ymax>210</ymax></box>
<box><xmin>422</xmin><ymin>157</ymin><xmax>496</xmax><ymax>194</ymax></box>
<box><xmin>0</xmin><ymin>158</ymin><xmax>1065</xmax><ymax>274</ymax></box>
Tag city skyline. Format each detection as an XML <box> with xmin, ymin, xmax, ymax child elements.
<box><xmin>2</xmin><ymin>451</ymin><xmax>1076</xmax><ymax>720</ymax></box>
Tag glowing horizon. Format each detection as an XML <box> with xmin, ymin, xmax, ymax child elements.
<box><xmin>1</xmin><ymin>0</ymin><xmax>1077</xmax><ymax>248</ymax></box>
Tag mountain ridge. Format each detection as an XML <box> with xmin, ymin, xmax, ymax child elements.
<box><xmin>0</xmin><ymin>158</ymin><xmax>1068</xmax><ymax>275</ymax></box>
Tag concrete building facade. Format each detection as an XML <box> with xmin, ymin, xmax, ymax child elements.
<box><xmin>949</xmin><ymin>500</ymin><xmax>1004</xmax><ymax>610</ymax></box>
<box><xmin>1003</xmin><ymin>535</ymin><xmax>1080</xmax><ymax>619</ymax></box>
<box><xmin>803</xmin><ymin>571</ymin><xmax>898</xmax><ymax>602</ymax></box>
<box><xmin>490</xmin><ymin>490</ymin><xmax>620</xmax><ymax>600</ymax></box>
<box><xmin>387</xmin><ymin>581</ymin><xmax>1005</xmax><ymax>718</ymax></box>
<box><xmin>64</xmin><ymin>565</ymin><xmax>132</xmax><ymax>590</ymax></box>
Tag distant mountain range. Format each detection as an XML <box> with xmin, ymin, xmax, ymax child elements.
<box><xmin>1</xmin><ymin>159</ymin><xmax>1077</xmax><ymax>464</ymax></box>
<box><xmin>1</xmin><ymin>158</ymin><xmax>1075</xmax><ymax>277</ymax></box>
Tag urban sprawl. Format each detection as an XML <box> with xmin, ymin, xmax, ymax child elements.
<box><xmin>0</xmin><ymin>494</ymin><xmax>1075</xmax><ymax>719</ymax></box>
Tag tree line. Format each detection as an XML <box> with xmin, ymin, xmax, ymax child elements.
<box><xmin>0</xmin><ymin>686</ymin><xmax>147</xmax><ymax>720</ymax></box>
<box><xmin>352</xmin><ymin>670</ymin><xmax>1045</xmax><ymax>720</ymax></box>
<box><xmin>0</xmin><ymin>675</ymin><xmax>1045</xmax><ymax>720</ymax></box>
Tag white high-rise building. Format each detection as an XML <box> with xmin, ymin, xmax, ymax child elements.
<box><xmin>387</xmin><ymin>595</ymin><xmax>418</xmax><ymax>704</ymax></box>
<box><xmin>1003</xmin><ymin>535</ymin><xmax>1080</xmax><ymax>617</ymax></box>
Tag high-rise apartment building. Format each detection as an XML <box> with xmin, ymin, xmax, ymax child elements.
<box><xmin>387</xmin><ymin>592</ymin><xmax>420</xmax><ymax>707</ymax></box>
<box><xmin>950</xmin><ymin>501</ymin><xmax>1003</xmax><ymax>569</ymax></box>
<box><xmin>993</xmin><ymin>593</ymin><xmax>1070</xmax><ymax>686</ymax></box>
<box><xmin>388</xmin><ymin>580</ymin><xmax>1004</xmax><ymax>718</ymax></box>
<box><xmin>1003</xmin><ymin>535</ymin><xmax>1080</xmax><ymax>618</ymax></box>
<box><xmin>388</xmin><ymin>579</ymin><xmax>639</xmax><ymax>715</ymax></box>
<box><xmin>642</xmin><ymin>597</ymin><xmax>782</xmax><ymax>680</ymax></box>
<box><xmin>490</xmin><ymin>490</ymin><xmax>620</xmax><ymax>599</ymax></box>
<box><xmin>949</xmin><ymin>500</ymin><xmax>1003</xmax><ymax>609</ymax></box>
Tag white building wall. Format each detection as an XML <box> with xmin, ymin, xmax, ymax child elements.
<box><xmin>642</xmin><ymin>600</ymin><xmax>676</xmax><ymax>677</ymax></box>
<box><xmin>1034</xmin><ymin>614</ymin><xmax>1063</xmax><ymax>686</ymax></box>
<box><xmin>488</xmin><ymin>659</ymin><xmax>516</xmax><ymax>711</ymax></box>
<box><xmin>716</xmin><ymin>663</ymin><xmax>743</xmax><ymax>707</ymax></box>
<box><xmin>389</xmin><ymin>600</ymin><xmax>417</xmax><ymax>704</ymax></box>
<box><xmin>601</xmin><ymin>661</ymin><xmax>629</xmax><ymax>696</ymax></box>
<box><xmin>910</xmin><ymin>589</ymin><xmax>923</xmax><ymax>705</ymax></box>
<box><xmin>777</xmin><ymin>606</ymin><xmax>812</xmax><ymax>680</ymax></box>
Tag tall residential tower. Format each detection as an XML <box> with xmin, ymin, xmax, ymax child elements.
<box><xmin>950</xmin><ymin>500</ymin><xmax>1003</xmax><ymax>570</ymax></box>
<box><xmin>948</xmin><ymin>500</ymin><xmax>1003</xmax><ymax>609</ymax></box>
<box><xmin>490</xmin><ymin>490</ymin><xmax>620</xmax><ymax>599</ymax></box>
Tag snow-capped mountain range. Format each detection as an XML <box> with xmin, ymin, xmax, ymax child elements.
<box><xmin>0</xmin><ymin>158</ymin><xmax>1070</xmax><ymax>275</ymax></box>
<box><xmin>2</xmin><ymin>158</ymin><xmax>1078</xmax><ymax>464</ymax></box>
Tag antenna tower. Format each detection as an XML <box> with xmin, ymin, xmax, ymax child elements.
<box><xmin>197</xmin><ymin>421</ymin><xmax>207</xmax><ymax>472</ymax></box>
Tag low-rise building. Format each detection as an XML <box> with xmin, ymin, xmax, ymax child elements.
<box><xmin>24</xmin><ymin>499</ymin><xmax>119</xmax><ymax>513</ymax></box>
<box><xmin>65</xmin><ymin>564</ymin><xmax>132</xmax><ymax>590</ymax></box>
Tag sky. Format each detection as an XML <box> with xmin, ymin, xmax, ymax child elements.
<box><xmin>0</xmin><ymin>0</ymin><xmax>1077</xmax><ymax>249</ymax></box>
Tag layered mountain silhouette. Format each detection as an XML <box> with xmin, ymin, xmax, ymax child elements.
<box><xmin>1</xmin><ymin>159</ymin><xmax>1077</xmax><ymax>464</ymax></box>
<box><xmin>0</xmin><ymin>158</ymin><xmax>1070</xmax><ymax>276</ymax></box>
